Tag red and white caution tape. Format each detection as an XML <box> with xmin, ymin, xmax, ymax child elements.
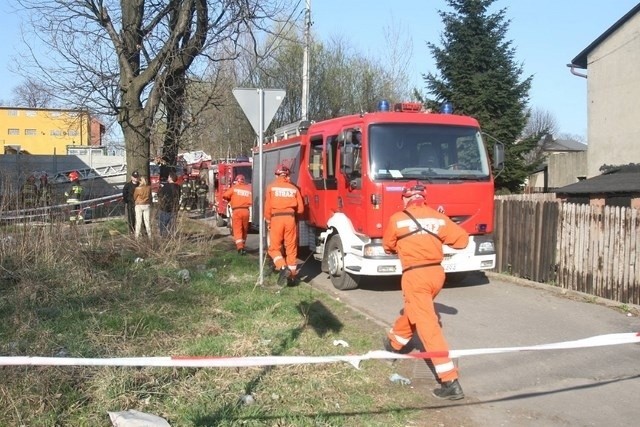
<box><xmin>1</xmin><ymin>332</ymin><xmax>638</xmax><ymax>369</ymax></box>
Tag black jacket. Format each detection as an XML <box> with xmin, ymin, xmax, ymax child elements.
<box><xmin>158</xmin><ymin>182</ymin><xmax>181</xmax><ymax>212</ymax></box>
<box><xmin>123</xmin><ymin>180</ymin><xmax>138</xmax><ymax>205</ymax></box>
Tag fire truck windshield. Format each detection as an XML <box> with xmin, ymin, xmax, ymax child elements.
<box><xmin>234</xmin><ymin>166</ymin><xmax>253</xmax><ymax>183</ymax></box>
<box><xmin>368</xmin><ymin>124</ymin><xmax>490</xmax><ymax>180</ymax></box>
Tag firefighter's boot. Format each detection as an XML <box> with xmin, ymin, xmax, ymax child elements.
<box><xmin>432</xmin><ymin>379</ymin><xmax>464</xmax><ymax>400</ymax></box>
<box><xmin>277</xmin><ymin>267</ymin><xmax>291</xmax><ymax>286</ymax></box>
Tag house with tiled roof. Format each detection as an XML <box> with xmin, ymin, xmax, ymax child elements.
<box><xmin>525</xmin><ymin>136</ymin><xmax>587</xmax><ymax>192</ymax></box>
<box><xmin>555</xmin><ymin>164</ymin><xmax>640</xmax><ymax>209</ymax></box>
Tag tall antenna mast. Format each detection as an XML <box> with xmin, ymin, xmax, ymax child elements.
<box><xmin>301</xmin><ymin>0</ymin><xmax>311</xmax><ymax>121</ymax></box>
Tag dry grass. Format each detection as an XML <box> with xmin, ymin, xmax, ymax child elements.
<box><xmin>0</xmin><ymin>213</ymin><xmax>467</xmax><ymax>426</ymax></box>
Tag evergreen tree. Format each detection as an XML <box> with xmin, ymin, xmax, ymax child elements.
<box><xmin>422</xmin><ymin>0</ymin><xmax>539</xmax><ymax>193</ymax></box>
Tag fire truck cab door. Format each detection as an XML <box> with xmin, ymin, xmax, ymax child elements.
<box><xmin>339</xmin><ymin>129</ymin><xmax>365</xmax><ymax>233</ymax></box>
<box><xmin>307</xmin><ymin>134</ymin><xmax>340</xmax><ymax>226</ymax></box>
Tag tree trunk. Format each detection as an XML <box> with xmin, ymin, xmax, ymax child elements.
<box><xmin>160</xmin><ymin>73</ymin><xmax>186</xmax><ymax>180</ymax></box>
<box><xmin>121</xmin><ymin>106</ymin><xmax>151</xmax><ymax>179</ymax></box>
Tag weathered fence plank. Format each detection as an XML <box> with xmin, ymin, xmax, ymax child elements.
<box><xmin>494</xmin><ymin>195</ymin><xmax>639</xmax><ymax>305</ymax></box>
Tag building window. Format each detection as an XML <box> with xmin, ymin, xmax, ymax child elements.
<box><xmin>68</xmin><ymin>130</ymin><xmax>79</xmax><ymax>137</ymax></box>
<box><xmin>25</xmin><ymin>129</ymin><xmax>37</xmax><ymax>136</ymax></box>
<box><xmin>26</xmin><ymin>110</ymin><xmax>37</xmax><ymax>117</ymax></box>
<box><xmin>7</xmin><ymin>110</ymin><xmax>18</xmax><ymax>116</ymax></box>
<box><xmin>50</xmin><ymin>111</ymin><xmax>61</xmax><ymax>117</ymax></box>
<box><xmin>50</xmin><ymin>129</ymin><xmax>62</xmax><ymax>136</ymax></box>
<box><xmin>8</xmin><ymin>128</ymin><xmax>19</xmax><ymax>135</ymax></box>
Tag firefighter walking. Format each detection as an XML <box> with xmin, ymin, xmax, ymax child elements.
<box><xmin>65</xmin><ymin>171</ymin><xmax>84</xmax><ymax>224</ymax></box>
<box><xmin>264</xmin><ymin>164</ymin><xmax>304</xmax><ymax>286</ymax></box>
<box><xmin>222</xmin><ymin>174</ymin><xmax>252</xmax><ymax>255</ymax></box>
<box><xmin>382</xmin><ymin>181</ymin><xmax>469</xmax><ymax>400</ymax></box>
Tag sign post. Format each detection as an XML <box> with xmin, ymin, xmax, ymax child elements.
<box><xmin>233</xmin><ymin>88</ymin><xmax>286</xmax><ymax>285</ymax></box>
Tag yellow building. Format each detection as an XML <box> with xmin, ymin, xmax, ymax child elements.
<box><xmin>0</xmin><ymin>107</ymin><xmax>103</xmax><ymax>155</ymax></box>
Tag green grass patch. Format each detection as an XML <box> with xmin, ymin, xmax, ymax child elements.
<box><xmin>0</xmin><ymin>216</ymin><xmax>450</xmax><ymax>426</ymax></box>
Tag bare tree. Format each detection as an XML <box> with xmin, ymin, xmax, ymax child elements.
<box><xmin>380</xmin><ymin>15</ymin><xmax>413</xmax><ymax>101</ymax></box>
<box><xmin>12</xmin><ymin>78</ymin><xmax>53</xmax><ymax>108</ymax></box>
<box><xmin>521</xmin><ymin>107</ymin><xmax>559</xmax><ymax>164</ymax></box>
<box><xmin>557</xmin><ymin>132</ymin><xmax>586</xmax><ymax>144</ymax></box>
<box><xmin>14</xmin><ymin>0</ymin><xmax>292</xmax><ymax>176</ymax></box>
<box><xmin>523</xmin><ymin>107</ymin><xmax>558</xmax><ymax>139</ymax></box>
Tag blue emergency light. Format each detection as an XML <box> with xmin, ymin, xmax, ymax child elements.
<box><xmin>440</xmin><ymin>102</ymin><xmax>454</xmax><ymax>114</ymax></box>
<box><xmin>378</xmin><ymin>100</ymin><xmax>390</xmax><ymax>112</ymax></box>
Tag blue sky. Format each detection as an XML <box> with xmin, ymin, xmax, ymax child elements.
<box><xmin>311</xmin><ymin>0</ymin><xmax>640</xmax><ymax>139</ymax></box>
<box><xmin>1</xmin><ymin>0</ymin><xmax>638</xmax><ymax>140</ymax></box>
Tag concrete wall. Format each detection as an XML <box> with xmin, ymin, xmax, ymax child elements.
<box><xmin>527</xmin><ymin>151</ymin><xmax>587</xmax><ymax>190</ymax></box>
<box><xmin>548</xmin><ymin>151</ymin><xmax>588</xmax><ymax>188</ymax></box>
<box><xmin>586</xmin><ymin>13</ymin><xmax>640</xmax><ymax>177</ymax></box>
<box><xmin>0</xmin><ymin>153</ymin><xmax>126</xmax><ymax>200</ymax></box>
<box><xmin>0</xmin><ymin>153</ymin><xmax>125</xmax><ymax>179</ymax></box>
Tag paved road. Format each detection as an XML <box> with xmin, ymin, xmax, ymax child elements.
<box><xmin>243</xmin><ymin>232</ymin><xmax>640</xmax><ymax>426</ymax></box>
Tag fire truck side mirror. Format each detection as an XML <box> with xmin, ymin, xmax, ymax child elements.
<box><xmin>493</xmin><ymin>142</ymin><xmax>505</xmax><ymax>171</ymax></box>
<box><xmin>482</xmin><ymin>131</ymin><xmax>505</xmax><ymax>173</ymax></box>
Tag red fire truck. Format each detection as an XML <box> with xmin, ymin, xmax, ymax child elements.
<box><xmin>150</xmin><ymin>151</ymin><xmax>211</xmax><ymax>203</ymax></box>
<box><xmin>208</xmin><ymin>157</ymin><xmax>253</xmax><ymax>227</ymax></box>
<box><xmin>252</xmin><ymin>101</ymin><xmax>504</xmax><ymax>290</ymax></box>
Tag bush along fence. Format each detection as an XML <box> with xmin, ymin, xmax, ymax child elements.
<box><xmin>494</xmin><ymin>196</ymin><xmax>639</xmax><ymax>305</ymax></box>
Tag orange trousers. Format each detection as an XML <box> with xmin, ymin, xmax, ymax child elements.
<box><xmin>267</xmin><ymin>214</ymin><xmax>298</xmax><ymax>274</ymax></box>
<box><xmin>231</xmin><ymin>208</ymin><xmax>250</xmax><ymax>250</ymax></box>
<box><xmin>388</xmin><ymin>266</ymin><xmax>458</xmax><ymax>382</ymax></box>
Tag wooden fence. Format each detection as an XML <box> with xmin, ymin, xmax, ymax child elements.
<box><xmin>494</xmin><ymin>196</ymin><xmax>640</xmax><ymax>305</ymax></box>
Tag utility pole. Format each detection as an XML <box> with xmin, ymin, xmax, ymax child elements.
<box><xmin>301</xmin><ymin>0</ymin><xmax>311</xmax><ymax>121</ymax></box>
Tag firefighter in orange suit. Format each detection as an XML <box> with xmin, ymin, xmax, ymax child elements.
<box><xmin>264</xmin><ymin>164</ymin><xmax>304</xmax><ymax>286</ymax></box>
<box><xmin>223</xmin><ymin>174</ymin><xmax>252</xmax><ymax>255</ymax></box>
<box><xmin>382</xmin><ymin>180</ymin><xmax>469</xmax><ymax>400</ymax></box>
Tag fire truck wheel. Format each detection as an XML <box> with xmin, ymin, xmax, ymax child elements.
<box><xmin>326</xmin><ymin>235</ymin><xmax>359</xmax><ymax>290</ymax></box>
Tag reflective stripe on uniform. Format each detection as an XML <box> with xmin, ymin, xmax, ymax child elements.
<box><xmin>390</xmin><ymin>329</ymin><xmax>411</xmax><ymax>346</ymax></box>
<box><xmin>434</xmin><ymin>361</ymin><xmax>455</xmax><ymax>374</ymax></box>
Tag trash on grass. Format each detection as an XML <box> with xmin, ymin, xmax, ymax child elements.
<box><xmin>177</xmin><ymin>269</ymin><xmax>190</xmax><ymax>282</ymax></box>
<box><xmin>108</xmin><ymin>409</ymin><xmax>170</xmax><ymax>427</ymax></box>
<box><xmin>389</xmin><ymin>373</ymin><xmax>411</xmax><ymax>385</ymax></box>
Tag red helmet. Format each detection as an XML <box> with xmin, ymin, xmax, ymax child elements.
<box><xmin>275</xmin><ymin>164</ymin><xmax>290</xmax><ymax>176</ymax></box>
<box><xmin>235</xmin><ymin>174</ymin><xmax>245</xmax><ymax>183</ymax></box>
<box><xmin>402</xmin><ymin>181</ymin><xmax>427</xmax><ymax>199</ymax></box>
<box><xmin>68</xmin><ymin>171</ymin><xmax>80</xmax><ymax>181</ymax></box>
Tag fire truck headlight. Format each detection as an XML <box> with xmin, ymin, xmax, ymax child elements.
<box><xmin>475</xmin><ymin>236</ymin><xmax>495</xmax><ymax>255</ymax></box>
<box><xmin>363</xmin><ymin>244</ymin><xmax>387</xmax><ymax>257</ymax></box>
<box><xmin>478</xmin><ymin>241</ymin><xmax>494</xmax><ymax>252</ymax></box>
